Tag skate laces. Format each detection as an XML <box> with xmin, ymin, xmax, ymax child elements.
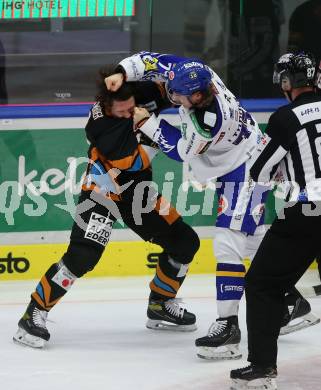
<box><xmin>32</xmin><ymin>307</ymin><xmax>48</xmax><ymax>329</ymax></box>
<box><xmin>207</xmin><ymin>319</ymin><xmax>227</xmax><ymax>337</ymax></box>
<box><xmin>164</xmin><ymin>299</ymin><xmax>185</xmax><ymax>319</ymax></box>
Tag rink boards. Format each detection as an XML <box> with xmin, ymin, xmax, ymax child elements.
<box><xmin>0</xmin><ymin>237</ymin><xmax>317</xmax><ymax>281</ymax></box>
<box><xmin>0</xmin><ymin>237</ymin><xmax>220</xmax><ymax>281</ymax></box>
<box><xmin>1</xmin><ymin>105</ymin><xmax>316</xmax><ymax>280</ymax></box>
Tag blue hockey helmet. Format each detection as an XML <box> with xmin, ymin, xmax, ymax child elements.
<box><xmin>166</xmin><ymin>60</ymin><xmax>212</xmax><ymax>96</ymax></box>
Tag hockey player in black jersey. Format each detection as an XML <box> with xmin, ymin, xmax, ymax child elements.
<box><xmin>13</xmin><ymin>69</ymin><xmax>200</xmax><ymax>349</ymax></box>
<box><xmin>230</xmin><ymin>52</ymin><xmax>321</xmax><ymax>390</ymax></box>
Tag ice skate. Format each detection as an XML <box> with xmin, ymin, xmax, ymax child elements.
<box><xmin>13</xmin><ymin>301</ymin><xmax>50</xmax><ymax>348</ymax></box>
<box><xmin>195</xmin><ymin>316</ymin><xmax>242</xmax><ymax>360</ymax></box>
<box><xmin>230</xmin><ymin>364</ymin><xmax>277</xmax><ymax>390</ymax></box>
<box><xmin>146</xmin><ymin>298</ymin><xmax>197</xmax><ymax>331</ymax></box>
<box><xmin>280</xmin><ymin>296</ymin><xmax>320</xmax><ymax>335</ymax></box>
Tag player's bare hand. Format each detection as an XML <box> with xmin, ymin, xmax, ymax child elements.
<box><xmin>134</xmin><ymin>107</ymin><xmax>150</xmax><ymax>126</ymax></box>
<box><xmin>104</xmin><ymin>73</ymin><xmax>124</xmax><ymax>91</ymax></box>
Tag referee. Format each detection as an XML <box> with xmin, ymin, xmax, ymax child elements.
<box><xmin>230</xmin><ymin>52</ymin><xmax>321</xmax><ymax>390</ymax></box>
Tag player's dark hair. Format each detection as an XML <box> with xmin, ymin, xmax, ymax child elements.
<box><xmin>96</xmin><ymin>65</ymin><xmax>135</xmax><ymax>110</ymax></box>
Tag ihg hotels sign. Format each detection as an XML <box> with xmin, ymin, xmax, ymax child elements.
<box><xmin>0</xmin><ymin>0</ymin><xmax>135</xmax><ymax>19</ymax></box>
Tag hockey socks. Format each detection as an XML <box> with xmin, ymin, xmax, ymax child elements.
<box><xmin>147</xmin><ymin>252</ymin><xmax>196</xmax><ymax>331</ymax></box>
<box><xmin>31</xmin><ymin>261</ymin><xmax>77</xmax><ymax>311</ymax></box>
<box><xmin>149</xmin><ymin>252</ymin><xmax>189</xmax><ymax>300</ymax></box>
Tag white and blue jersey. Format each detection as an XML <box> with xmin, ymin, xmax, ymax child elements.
<box><xmin>215</xmin><ymin>159</ymin><xmax>270</xmax><ymax>234</ymax></box>
<box><xmin>119</xmin><ymin>51</ymin><xmax>269</xmax><ymax>234</ymax></box>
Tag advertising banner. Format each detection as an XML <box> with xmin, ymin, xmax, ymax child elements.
<box><xmin>0</xmin><ymin>0</ymin><xmax>135</xmax><ymax>19</ymax></box>
<box><xmin>0</xmin><ymin>116</ymin><xmax>280</xmax><ymax>280</ymax></box>
<box><xmin>0</xmin><ymin>127</ymin><xmax>222</xmax><ymax>233</ymax></box>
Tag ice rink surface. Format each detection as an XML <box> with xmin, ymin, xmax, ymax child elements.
<box><xmin>1</xmin><ymin>271</ymin><xmax>321</xmax><ymax>390</ymax></box>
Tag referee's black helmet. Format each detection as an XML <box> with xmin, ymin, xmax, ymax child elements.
<box><xmin>273</xmin><ymin>52</ymin><xmax>317</xmax><ymax>91</ymax></box>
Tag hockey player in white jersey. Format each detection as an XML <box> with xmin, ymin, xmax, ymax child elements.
<box><xmin>105</xmin><ymin>51</ymin><xmax>319</xmax><ymax>360</ymax></box>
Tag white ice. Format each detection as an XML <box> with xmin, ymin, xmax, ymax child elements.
<box><xmin>1</xmin><ymin>271</ymin><xmax>321</xmax><ymax>390</ymax></box>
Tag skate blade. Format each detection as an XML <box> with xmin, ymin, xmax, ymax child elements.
<box><xmin>280</xmin><ymin>313</ymin><xmax>320</xmax><ymax>335</ymax></box>
<box><xmin>13</xmin><ymin>328</ymin><xmax>45</xmax><ymax>349</ymax></box>
<box><xmin>197</xmin><ymin>344</ymin><xmax>242</xmax><ymax>361</ymax></box>
<box><xmin>146</xmin><ymin>319</ymin><xmax>197</xmax><ymax>332</ymax></box>
<box><xmin>230</xmin><ymin>377</ymin><xmax>277</xmax><ymax>389</ymax></box>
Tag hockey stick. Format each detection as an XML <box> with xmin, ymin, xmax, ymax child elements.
<box><xmin>297</xmin><ymin>284</ymin><xmax>321</xmax><ymax>298</ymax></box>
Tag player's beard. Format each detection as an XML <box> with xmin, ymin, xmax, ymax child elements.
<box><xmin>193</xmin><ymin>93</ymin><xmax>214</xmax><ymax>109</ymax></box>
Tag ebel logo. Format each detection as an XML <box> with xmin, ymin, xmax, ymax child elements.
<box><xmin>0</xmin><ymin>252</ymin><xmax>30</xmax><ymax>274</ymax></box>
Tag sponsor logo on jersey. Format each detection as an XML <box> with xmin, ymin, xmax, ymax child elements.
<box><xmin>92</xmin><ymin>102</ymin><xmax>104</xmax><ymax>120</ymax></box>
<box><xmin>142</xmin><ymin>55</ymin><xmax>159</xmax><ymax>71</ymax></box>
<box><xmin>185</xmin><ymin>132</ymin><xmax>196</xmax><ymax>155</ymax></box>
<box><xmin>231</xmin><ymin>122</ymin><xmax>251</xmax><ymax>145</ymax></box>
<box><xmin>0</xmin><ymin>252</ymin><xmax>30</xmax><ymax>274</ymax></box>
<box><xmin>182</xmin><ymin>61</ymin><xmax>204</xmax><ymax>69</ymax></box>
<box><xmin>168</xmin><ymin>71</ymin><xmax>175</xmax><ymax>80</ymax></box>
<box><xmin>85</xmin><ymin>212</ymin><xmax>113</xmax><ymax>246</ymax></box>
<box><xmin>213</xmin><ymin>79</ymin><xmax>225</xmax><ymax>92</ymax></box>
<box><xmin>220</xmin><ymin>284</ymin><xmax>243</xmax><ymax>293</ymax></box>
<box><xmin>52</xmin><ymin>264</ymin><xmax>76</xmax><ymax>291</ymax></box>
<box><xmin>195</xmin><ymin>141</ymin><xmax>210</xmax><ymax>154</ymax></box>
<box><xmin>214</xmin><ymin>131</ymin><xmax>225</xmax><ymax>144</ymax></box>
<box><xmin>129</xmin><ymin>58</ymin><xmax>140</xmax><ymax>78</ymax></box>
<box><xmin>181</xmin><ymin>123</ymin><xmax>187</xmax><ymax>140</ymax></box>
<box><xmin>263</xmin><ymin>134</ymin><xmax>268</xmax><ymax>145</ymax></box>
<box><xmin>158</xmin><ymin>133</ymin><xmax>175</xmax><ymax>153</ymax></box>
<box><xmin>251</xmin><ymin>203</ymin><xmax>265</xmax><ymax>224</ymax></box>
<box><xmin>293</xmin><ymin>102</ymin><xmax>321</xmax><ymax>124</ymax></box>
<box><xmin>217</xmin><ymin>195</ymin><xmax>228</xmax><ymax>216</ymax></box>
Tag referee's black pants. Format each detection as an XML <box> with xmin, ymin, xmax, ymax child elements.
<box><xmin>245</xmin><ymin>202</ymin><xmax>321</xmax><ymax>367</ymax></box>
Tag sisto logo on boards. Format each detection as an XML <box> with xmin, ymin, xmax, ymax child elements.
<box><xmin>146</xmin><ymin>252</ymin><xmax>161</xmax><ymax>269</ymax></box>
<box><xmin>0</xmin><ymin>252</ymin><xmax>30</xmax><ymax>274</ymax></box>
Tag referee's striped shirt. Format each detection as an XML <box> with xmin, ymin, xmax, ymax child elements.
<box><xmin>250</xmin><ymin>92</ymin><xmax>321</xmax><ymax>201</ymax></box>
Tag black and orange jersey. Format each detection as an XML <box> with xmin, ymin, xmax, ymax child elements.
<box><xmin>83</xmin><ymin>81</ymin><xmax>170</xmax><ymax>199</ymax></box>
<box><xmin>85</xmin><ymin>81</ymin><xmax>169</xmax><ymax>163</ymax></box>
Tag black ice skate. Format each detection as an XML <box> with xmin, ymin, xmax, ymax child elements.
<box><xmin>13</xmin><ymin>301</ymin><xmax>50</xmax><ymax>348</ymax></box>
<box><xmin>146</xmin><ymin>298</ymin><xmax>197</xmax><ymax>331</ymax></box>
<box><xmin>230</xmin><ymin>364</ymin><xmax>277</xmax><ymax>390</ymax></box>
<box><xmin>280</xmin><ymin>295</ymin><xmax>320</xmax><ymax>335</ymax></box>
<box><xmin>195</xmin><ymin>316</ymin><xmax>242</xmax><ymax>360</ymax></box>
